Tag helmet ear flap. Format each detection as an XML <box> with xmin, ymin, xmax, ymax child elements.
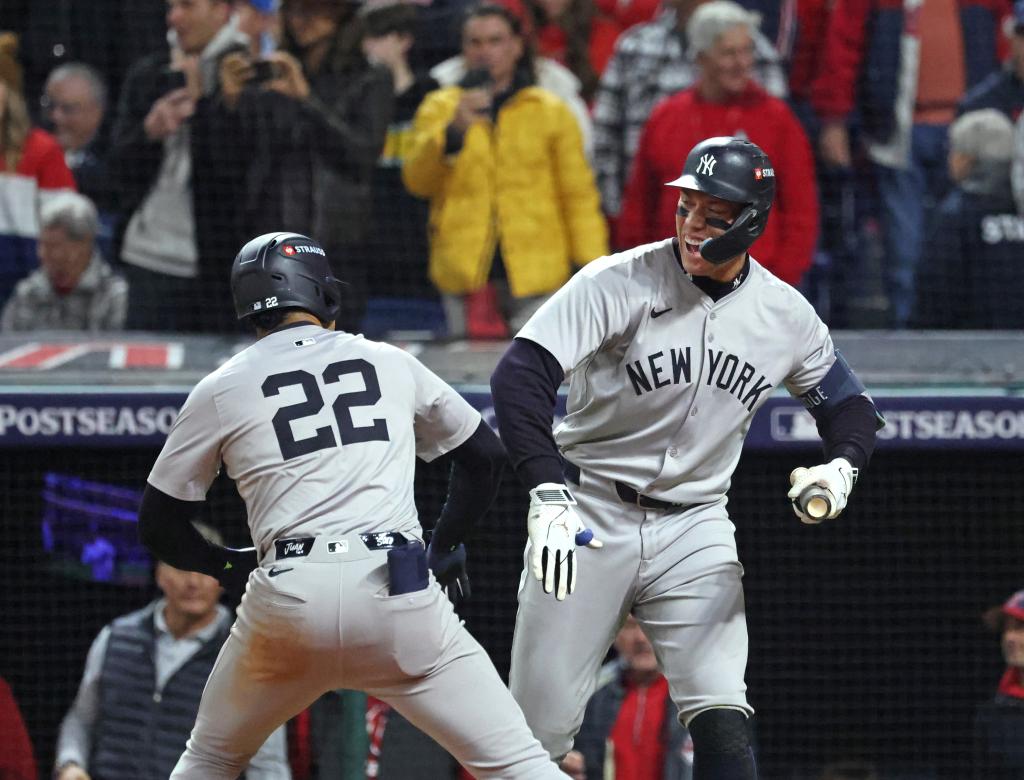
<box><xmin>698</xmin><ymin>205</ymin><xmax>765</xmax><ymax>264</ymax></box>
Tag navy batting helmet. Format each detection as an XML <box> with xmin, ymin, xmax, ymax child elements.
<box><xmin>666</xmin><ymin>137</ymin><xmax>776</xmax><ymax>264</ymax></box>
<box><xmin>230</xmin><ymin>232</ymin><xmax>340</xmax><ymax>322</ymax></box>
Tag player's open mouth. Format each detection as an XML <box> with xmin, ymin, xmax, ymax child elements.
<box><xmin>683</xmin><ymin>240</ymin><xmax>703</xmax><ymax>256</ymax></box>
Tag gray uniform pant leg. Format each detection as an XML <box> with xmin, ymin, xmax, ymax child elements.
<box><xmin>509</xmin><ymin>481</ymin><xmax>641</xmax><ymax>760</ymax></box>
<box><xmin>632</xmin><ymin>510</ymin><xmax>753</xmax><ymax>725</ymax></box>
<box><xmin>369</xmin><ymin>626</ymin><xmax>568</xmax><ymax>780</ymax></box>
<box><xmin>171</xmin><ymin>542</ymin><xmax>565</xmax><ymax>780</ymax></box>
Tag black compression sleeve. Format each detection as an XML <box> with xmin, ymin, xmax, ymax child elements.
<box><xmin>137</xmin><ymin>484</ymin><xmax>227</xmax><ymax>577</ymax></box>
<box><xmin>490</xmin><ymin>338</ymin><xmax>566</xmax><ymax>490</ymax></box>
<box><xmin>430</xmin><ymin>421</ymin><xmax>507</xmax><ymax>552</ymax></box>
<box><xmin>815</xmin><ymin>394</ymin><xmax>879</xmax><ymax>471</ymax></box>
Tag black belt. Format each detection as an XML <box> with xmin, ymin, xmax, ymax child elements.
<box><xmin>564</xmin><ymin>459</ymin><xmax>693</xmax><ymax>512</ymax></box>
<box><xmin>274</xmin><ymin>532</ymin><xmax>409</xmax><ymax>560</ymax></box>
<box><xmin>614</xmin><ymin>482</ymin><xmax>695</xmax><ymax>512</ymax></box>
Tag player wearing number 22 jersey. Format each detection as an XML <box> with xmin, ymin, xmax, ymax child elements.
<box><xmin>137</xmin><ymin>232</ymin><xmax>570</xmax><ymax>779</ymax></box>
<box><xmin>491</xmin><ymin>138</ymin><xmax>884</xmax><ymax>779</ymax></box>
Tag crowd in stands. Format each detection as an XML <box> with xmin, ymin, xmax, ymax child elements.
<box><xmin>3</xmin><ymin>0</ymin><xmax>1024</xmax><ymax>338</ymax></box>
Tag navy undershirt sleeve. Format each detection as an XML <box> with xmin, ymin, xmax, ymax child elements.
<box><xmin>815</xmin><ymin>394</ymin><xmax>879</xmax><ymax>471</ymax></box>
<box><xmin>138</xmin><ymin>485</ymin><xmax>228</xmax><ymax>578</ymax></box>
<box><xmin>490</xmin><ymin>338</ymin><xmax>566</xmax><ymax>490</ymax></box>
<box><xmin>430</xmin><ymin>420</ymin><xmax>507</xmax><ymax>551</ymax></box>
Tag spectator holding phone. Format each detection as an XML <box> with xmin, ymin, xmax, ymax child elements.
<box><xmin>403</xmin><ymin>2</ymin><xmax>607</xmax><ymax>338</ymax></box>
<box><xmin>219</xmin><ymin>0</ymin><xmax>394</xmax><ymax>332</ymax></box>
<box><xmin>107</xmin><ymin>0</ymin><xmax>249</xmax><ymax>333</ymax></box>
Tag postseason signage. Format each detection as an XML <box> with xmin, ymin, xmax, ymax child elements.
<box><xmin>0</xmin><ymin>389</ymin><xmax>1022</xmax><ymax>450</ymax></box>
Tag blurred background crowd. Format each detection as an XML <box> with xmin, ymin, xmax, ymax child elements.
<box><xmin>2</xmin><ymin>1</ymin><xmax>1024</xmax><ymax>779</ymax></box>
<box><xmin>4</xmin><ymin>0</ymin><xmax>1024</xmax><ymax>342</ymax></box>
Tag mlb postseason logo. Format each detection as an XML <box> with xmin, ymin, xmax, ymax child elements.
<box><xmin>770</xmin><ymin>406</ymin><xmax>819</xmax><ymax>442</ymax></box>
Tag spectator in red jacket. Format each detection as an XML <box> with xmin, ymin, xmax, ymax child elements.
<box><xmin>0</xmin><ymin>676</ymin><xmax>37</xmax><ymax>780</ymax></box>
<box><xmin>617</xmin><ymin>1</ymin><xmax>817</xmax><ymax>285</ymax></box>
<box><xmin>811</xmin><ymin>0</ymin><xmax>1009</xmax><ymax>327</ymax></box>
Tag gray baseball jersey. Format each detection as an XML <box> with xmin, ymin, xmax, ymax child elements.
<box><xmin>509</xmin><ymin>239</ymin><xmax>837</xmax><ymax>759</ymax></box>
<box><xmin>149</xmin><ymin>325</ymin><xmax>478</xmax><ymax>553</ymax></box>
<box><xmin>148</xmin><ymin>324</ymin><xmax>566</xmax><ymax>780</ymax></box>
<box><xmin>518</xmin><ymin>238</ymin><xmax>834</xmax><ymax>502</ymax></box>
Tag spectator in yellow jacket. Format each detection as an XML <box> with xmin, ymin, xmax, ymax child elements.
<box><xmin>403</xmin><ymin>2</ymin><xmax>608</xmax><ymax>338</ymax></box>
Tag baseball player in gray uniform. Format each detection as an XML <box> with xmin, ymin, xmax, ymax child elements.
<box><xmin>137</xmin><ymin>232</ymin><xmax>568</xmax><ymax>779</ymax></box>
<box><xmin>490</xmin><ymin>137</ymin><xmax>883</xmax><ymax>779</ymax></box>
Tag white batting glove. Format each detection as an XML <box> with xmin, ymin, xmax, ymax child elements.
<box><xmin>787</xmin><ymin>457</ymin><xmax>858</xmax><ymax>523</ymax></box>
<box><xmin>527</xmin><ymin>483</ymin><xmax>602</xmax><ymax>600</ymax></box>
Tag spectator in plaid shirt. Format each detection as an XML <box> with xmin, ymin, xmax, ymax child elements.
<box><xmin>591</xmin><ymin>0</ymin><xmax>786</xmax><ymax>229</ymax></box>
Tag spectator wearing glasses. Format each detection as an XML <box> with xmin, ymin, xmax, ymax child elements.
<box><xmin>41</xmin><ymin>63</ymin><xmax>117</xmax><ymax>255</ymax></box>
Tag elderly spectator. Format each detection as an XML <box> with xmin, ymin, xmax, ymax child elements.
<box><xmin>974</xmin><ymin>589</ymin><xmax>1024</xmax><ymax>778</ymax></box>
<box><xmin>0</xmin><ymin>32</ymin><xmax>77</xmax><ymax>309</ymax></box>
<box><xmin>812</xmin><ymin>0</ymin><xmax>1007</xmax><ymax>327</ymax></box>
<box><xmin>107</xmin><ymin>0</ymin><xmax>249</xmax><ymax>334</ymax></box>
<box><xmin>617</xmin><ymin>2</ymin><xmax>817</xmax><ymax>285</ymax></box>
<box><xmin>575</xmin><ymin>615</ymin><xmax>694</xmax><ymax>780</ymax></box>
<box><xmin>41</xmin><ymin>62</ymin><xmax>118</xmax><ymax>259</ymax></box>
<box><xmin>1</xmin><ymin>192</ymin><xmax>128</xmax><ymax>332</ymax></box>
<box><xmin>959</xmin><ymin>1</ymin><xmax>1024</xmax><ymax>121</ymax></box>
<box><xmin>220</xmin><ymin>0</ymin><xmax>394</xmax><ymax>332</ymax></box>
<box><xmin>591</xmin><ymin>0</ymin><xmax>786</xmax><ymax>222</ymax></box>
<box><xmin>911</xmin><ymin>110</ymin><xmax>1024</xmax><ymax>329</ymax></box>
<box><xmin>42</xmin><ymin>64</ymin><xmax>108</xmax><ymax>200</ymax></box>
<box><xmin>404</xmin><ymin>2</ymin><xmax>607</xmax><ymax>338</ymax></box>
<box><xmin>53</xmin><ymin>524</ymin><xmax>291</xmax><ymax>780</ymax></box>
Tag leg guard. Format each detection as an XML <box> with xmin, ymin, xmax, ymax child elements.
<box><xmin>688</xmin><ymin>708</ymin><xmax>757</xmax><ymax>780</ymax></box>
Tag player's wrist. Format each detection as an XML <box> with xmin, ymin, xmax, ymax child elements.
<box><xmin>529</xmin><ymin>483</ymin><xmax>576</xmax><ymax>505</ymax></box>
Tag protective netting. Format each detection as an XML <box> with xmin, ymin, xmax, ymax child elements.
<box><xmin>2</xmin><ymin>446</ymin><xmax>1021</xmax><ymax>777</ymax></box>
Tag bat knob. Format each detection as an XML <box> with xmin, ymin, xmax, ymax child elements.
<box><xmin>797</xmin><ymin>485</ymin><xmax>833</xmax><ymax>520</ymax></box>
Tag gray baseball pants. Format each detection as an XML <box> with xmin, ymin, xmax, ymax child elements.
<box><xmin>171</xmin><ymin>534</ymin><xmax>566</xmax><ymax>779</ymax></box>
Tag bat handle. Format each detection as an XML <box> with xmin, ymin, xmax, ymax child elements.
<box><xmin>797</xmin><ymin>484</ymin><xmax>833</xmax><ymax>520</ymax></box>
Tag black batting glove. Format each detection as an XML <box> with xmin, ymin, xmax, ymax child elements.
<box><xmin>218</xmin><ymin>546</ymin><xmax>258</xmax><ymax>599</ymax></box>
<box><xmin>426</xmin><ymin>541</ymin><xmax>471</xmax><ymax>602</ymax></box>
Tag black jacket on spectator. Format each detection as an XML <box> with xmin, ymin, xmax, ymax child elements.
<box><xmin>958</xmin><ymin>68</ymin><xmax>1024</xmax><ymax>121</ymax></box>
<box><xmin>974</xmin><ymin>693</ymin><xmax>1024</xmax><ymax>779</ymax></box>
<box><xmin>107</xmin><ymin>48</ymin><xmax>249</xmax><ymax>332</ymax></box>
<box><xmin>233</xmin><ymin>49</ymin><xmax>393</xmax><ymax>331</ymax></box>
<box><xmin>365</xmin><ymin>72</ymin><xmax>438</xmax><ymax>301</ymax></box>
<box><xmin>911</xmin><ymin>187</ymin><xmax>1024</xmax><ymax>329</ymax></box>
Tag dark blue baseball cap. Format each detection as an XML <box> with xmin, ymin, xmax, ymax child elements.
<box><xmin>247</xmin><ymin>0</ymin><xmax>277</xmax><ymax>12</ymax></box>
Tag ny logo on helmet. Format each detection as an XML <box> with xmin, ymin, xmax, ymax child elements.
<box><xmin>696</xmin><ymin>154</ymin><xmax>717</xmax><ymax>176</ymax></box>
